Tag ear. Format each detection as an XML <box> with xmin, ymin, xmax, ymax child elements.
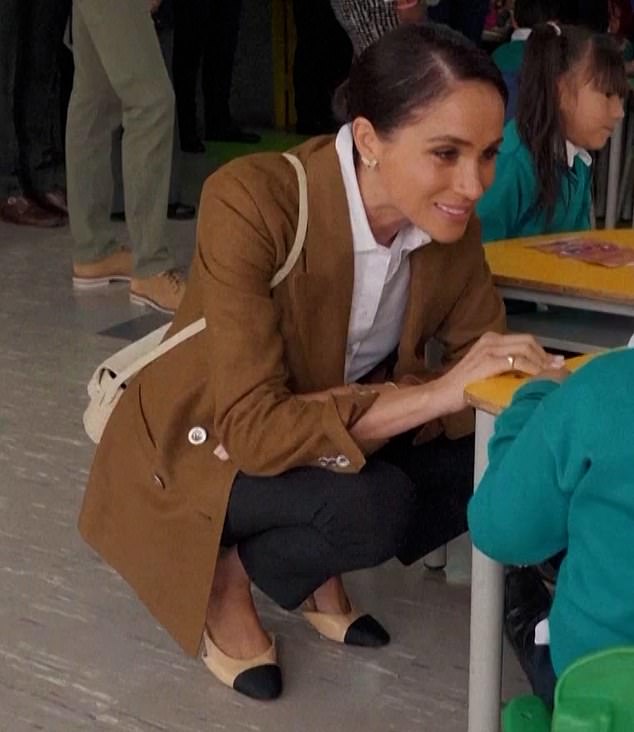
<box><xmin>351</xmin><ymin>117</ymin><xmax>381</xmax><ymax>163</ymax></box>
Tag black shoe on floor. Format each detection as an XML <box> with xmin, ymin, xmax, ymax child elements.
<box><xmin>167</xmin><ymin>202</ymin><xmax>196</xmax><ymax>221</ymax></box>
<box><xmin>504</xmin><ymin>567</ymin><xmax>553</xmax><ymax>661</ymax></box>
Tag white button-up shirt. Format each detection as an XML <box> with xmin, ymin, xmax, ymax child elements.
<box><xmin>335</xmin><ymin>125</ymin><xmax>431</xmax><ymax>383</ymax></box>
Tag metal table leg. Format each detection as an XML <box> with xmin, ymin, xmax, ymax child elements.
<box><xmin>467</xmin><ymin>409</ymin><xmax>505</xmax><ymax>732</ymax></box>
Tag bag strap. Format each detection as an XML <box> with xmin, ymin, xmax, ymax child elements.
<box><xmin>108</xmin><ymin>152</ymin><xmax>308</xmax><ymax>394</ymax></box>
<box><xmin>270</xmin><ymin>152</ymin><xmax>308</xmax><ymax>288</ymax></box>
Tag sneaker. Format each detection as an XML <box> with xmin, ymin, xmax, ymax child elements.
<box><xmin>72</xmin><ymin>248</ymin><xmax>133</xmax><ymax>289</ymax></box>
<box><xmin>129</xmin><ymin>269</ymin><xmax>186</xmax><ymax>314</ymax></box>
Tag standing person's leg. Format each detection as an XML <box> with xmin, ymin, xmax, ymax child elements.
<box><xmin>70</xmin><ymin>0</ymin><xmax>184</xmax><ymax>312</ymax></box>
<box><xmin>0</xmin><ymin>0</ymin><xmax>66</xmax><ymax>227</ymax></box>
<box><xmin>202</xmin><ymin>0</ymin><xmax>259</xmax><ymax>143</ymax></box>
<box><xmin>110</xmin><ymin>22</ymin><xmax>194</xmax><ymax>221</ymax></box>
<box><xmin>292</xmin><ymin>0</ymin><xmax>352</xmax><ymax>135</ymax></box>
<box><xmin>16</xmin><ymin>0</ymin><xmax>71</xmax><ymax>213</ymax></box>
<box><xmin>0</xmin><ymin>0</ymin><xmax>23</xmax><ymax>202</ymax></box>
<box><xmin>172</xmin><ymin>0</ymin><xmax>205</xmax><ymax>152</ymax></box>
<box><xmin>66</xmin><ymin>1</ymin><xmax>126</xmax><ymax>275</ymax></box>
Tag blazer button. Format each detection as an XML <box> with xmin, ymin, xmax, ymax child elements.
<box><xmin>188</xmin><ymin>426</ymin><xmax>208</xmax><ymax>445</ymax></box>
<box><xmin>336</xmin><ymin>455</ymin><xmax>350</xmax><ymax>468</ymax></box>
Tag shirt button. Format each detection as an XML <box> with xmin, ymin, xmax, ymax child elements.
<box><xmin>188</xmin><ymin>426</ymin><xmax>208</xmax><ymax>445</ymax></box>
<box><xmin>336</xmin><ymin>455</ymin><xmax>351</xmax><ymax>468</ymax></box>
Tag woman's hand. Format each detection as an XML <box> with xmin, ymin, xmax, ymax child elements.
<box><xmin>435</xmin><ymin>332</ymin><xmax>565</xmax><ymax>413</ymax></box>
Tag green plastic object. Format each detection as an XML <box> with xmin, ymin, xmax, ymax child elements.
<box><xmin>502</xmin><ymin>647</ymin><xmax>634</xmax><ymax>732</ymax></box>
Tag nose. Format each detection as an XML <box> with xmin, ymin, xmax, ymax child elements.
<box><xmin>453</xmin><ymin>161</ymin><xmax>485</xmax><ymax>202</ymax></box>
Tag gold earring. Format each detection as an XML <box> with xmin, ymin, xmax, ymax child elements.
<box><xmin>361</xmin><ymin>156</ymin><xmax>378</xmax><ymax>170</ymax></box>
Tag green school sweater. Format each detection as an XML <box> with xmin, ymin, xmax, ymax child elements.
<box><xmin>492</xmin><ymin>38</ymin><xmax>526</xmax><ymax>73</ymax></box>
<box><xmin>476</xmin><ymin>120</ymin><xmax>592</xmax><ymax>243</ymax></box>
<box><xmin>468</xmin><ymin>349</ymin><xmax>634</xmax><ymax>676</ymax></box>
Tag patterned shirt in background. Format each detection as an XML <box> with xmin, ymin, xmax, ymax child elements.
<box><xmin>330</xmin><ymin>0</ymin><xmax>400</xmax><ymax>54</ymax></box>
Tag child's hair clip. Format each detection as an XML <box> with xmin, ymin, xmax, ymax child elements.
<box><xmin>547</xmin><ymin>21</ymin><xmax>562</xmax><ymax>36</ymax></box>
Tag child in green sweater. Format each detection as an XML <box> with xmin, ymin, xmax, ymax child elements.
<box><xmin>468</xmin><ymin>349</ymin><xmax>634</xmax><ymax>705</ymax></box>
<box><xmin>478</xmin><ymin>23</ymin><xmax>627</xmax><ymax>243</ymax></box>
<box><xmin>492</xmin><ymin>0</ymin><xmax>560</xmax><ymax>120</ymax></box>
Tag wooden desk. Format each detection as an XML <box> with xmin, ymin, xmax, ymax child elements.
<box><xmin>463</xmin><ymin>354</ymin><xmax>593</xmax><ymax>732</ymax></box>
<box><xmin>485</xmin><ymin>230</ymin><xmax>634</xmax><ymax>353</ymax></box>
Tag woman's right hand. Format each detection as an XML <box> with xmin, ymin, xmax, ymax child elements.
<box><xmin>434</xmin><ymin>331</ymin><xmax>565</xmax><ymax>414</ymax></box>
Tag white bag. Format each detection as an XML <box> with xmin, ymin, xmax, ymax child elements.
<box><xmin>83</xmin><ymin>152</ymin><xmax>308</xmax><ymax>444</ymax></box>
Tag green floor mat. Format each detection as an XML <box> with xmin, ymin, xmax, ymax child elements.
<box><xmin>205</xmin><ymin>129</ymin><xmax>310</xmax><ymax>165</ymax></box>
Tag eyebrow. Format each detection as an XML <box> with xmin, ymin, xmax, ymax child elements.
<box><xmin>427</xmin><ymin>135</ymin><xmax>504</xmax><ymax>148</ymax></box>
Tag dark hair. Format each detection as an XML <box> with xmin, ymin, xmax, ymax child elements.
<box><xmin>514</xmin><ymin>0</ymin><xmax>560</xmax><ymax>28</ymax></box>
<box><xmin>517</xmin><ymin>23</ymin><xmax>627</xmax><ymax>222</ymax></box>
<box><xmin>332</xmin><ymin>23</ymin><xmax>508</xmax><ymax>135</ymax></box>
<box><xmin>558</xmin><ymin>0</ymin><xmax>609</xmax><ymax>32</ymax></box>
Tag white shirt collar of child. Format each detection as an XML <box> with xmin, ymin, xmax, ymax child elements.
<box><xmin>565</xmin><ymin>141</ymin><xmax>592</xmax><ymax>169</ymax></box>
<box><xmin>511</xmin><ymin>28</ymin><xmax>532</xmax><ymax>41</ymax></box>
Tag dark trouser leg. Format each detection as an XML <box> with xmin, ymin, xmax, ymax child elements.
<box><xmin>291</xmin><ymin>0</ymin><xmax>352</xmax><ymax>134</ymax></box>
<box><xmin>172</xmin><ymin>0</ymin><xmax>205</xmax><ymax>145</ymax></box>
<box><xmin>201</xmin><ymin>0</ymin><xmax>242</xmax><ymax>133</ymax></box>
<box><xmin>378</xmin><ymin>433</ymin><xmax>475</xmax><ymax>565</ymax></box>
<box><xmin>514</xmin><ymin>612</ymin><xmax>557</xmax><ymax>708</ymax></box>
<box><xmin>222</xmin><ymin>433</ymin><xmax>473</xmax><ymax>609</ymax></box>
<box><xmin>0</xmin><ymin>0</ymin><xmax>20</xmax><ymax>197</ymax></box>
<box><xmin>222</xmin><ymin>460</ymin><xmax>417</xmax><ymax>610</ymax></box>
<box><xmin>14</xmin><ymin>0</ymin><xmax>71</xmax><ymax>194</ymax></box>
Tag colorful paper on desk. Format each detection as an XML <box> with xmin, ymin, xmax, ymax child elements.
<box><xmin>529</xmin><ymin>238</ymin><xmax>634</xmax><ymax>268</ymax></box>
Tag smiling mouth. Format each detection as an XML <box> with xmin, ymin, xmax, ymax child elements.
<box><xmin>434</xmin><ymin>203</ymin><xmax>472</xmax><ymax>219</ymax></box>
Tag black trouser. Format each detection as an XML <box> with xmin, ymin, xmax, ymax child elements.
<box><xmin>292</xmin><ymin>0</ymin><xmax>352</xmax><ymax>134</ymax></box>
<box><xmin>516</xmin><ymin>611</ymin><xmax>558</xmax><ymax>708</ymax></box>
<box><xmin>222</xmin><ymin>433</ymin><xmax>474</xmax><ymax>610</ymax></box>
<box><xmin>427</xmin><ymin>0</ymin><xmax>489</xmax><ymax>45</ymax></box>
<box><xmin>0</xmin><ymin>0</ymin><xmax>71</xmax><ymax>196</ymax></box>
<box><xmin>172</xmin><ymin>0</ymin><xmax>243</xmax><ymax>142</ymax></box>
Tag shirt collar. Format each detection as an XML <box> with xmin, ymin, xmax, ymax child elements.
<box><xmin>335</xmin><ymin>124</ymin><xmax>430</xmax><ymax>255</ymax></box>
<box><xmin>511</xmin><ymin>28</ymin><xmax>532</xmax><ymax>41</ymax></box>
<box><xmin>565</xmin><ymin>141</ymin><xmax>592</xmax><ymax>169</ymax></box>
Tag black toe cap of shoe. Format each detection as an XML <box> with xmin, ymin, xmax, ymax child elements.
<box><xmin>344</xmin><ymin>614</ymin><xmax>390</xmax><ymax>647</ymax></box>
<box><xmin>233</xmin><ymin>664</ymin><xmax>282</xmax><ymax>700</ymax></box>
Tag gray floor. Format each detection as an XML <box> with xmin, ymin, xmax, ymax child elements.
<box><xmin>0</xmin><ymin>154</ymin><xmax>529</xmax><ymax>732</ymax></box>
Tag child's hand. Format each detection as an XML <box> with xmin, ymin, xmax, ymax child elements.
<box><xmin>530</xmin><ymin>367</ymin><xmax>570</xmax><ymax>384</ymax></box>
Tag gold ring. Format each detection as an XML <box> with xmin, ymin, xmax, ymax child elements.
<box><xmin>507</xmin><ymin>355</ymin><xmax>515</xmax><ymax>369</ymax></box>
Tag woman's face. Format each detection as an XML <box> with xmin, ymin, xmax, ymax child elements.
<box><xmin>355</xmin><ymin>80</ymin><xmax>505</xmax><ymax>244</ymax></box>
<box><xmin>560</xmin><ymin>74</ymin><xmax>625</xmax><ymax>151</ymax></box>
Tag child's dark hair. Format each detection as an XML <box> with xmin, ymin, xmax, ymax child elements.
<box><xmin>514</xmin><ymin>0</ymin><xmax>560</xmax><ymax>28</ymax></box>
<box><xmin>333</xmin><ymin>23</ymin><xmax>507</xmax><ymax>136</ymax></box>
<box><xmin>517</xmin><ymin>23</ymin><xmax>627</xmax><ymax>222</ymax></box>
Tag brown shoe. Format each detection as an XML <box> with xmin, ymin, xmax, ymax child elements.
<box><xmin>129</xmin><ymin>269</ymin><xmax>186</xmax><ymax>314</ymax></box>
<box><xmin>31</xmin><ymin>187</ymin><xmax>68</xmax><ymax>216</ymax></box>
<box><xmin>0</xmin><ymin>195</ymin><xmax>66</xmax><ymax>228</ymax></box>
<box><xmin>72</xmin><ymin>248</ymin><xmax>133</xmax><ymax>289</ymax></box>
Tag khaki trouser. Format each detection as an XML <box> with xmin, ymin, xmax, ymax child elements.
<box><xmin>66</xmin><ymin>0</ymin><xmax>176</xmax><ymax>278</ymax></box>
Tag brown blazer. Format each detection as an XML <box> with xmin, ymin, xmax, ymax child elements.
<box><xmin>78</xmin><ymin>136</ymin><xmax>505</xmax><ymax>657</ymax></box>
